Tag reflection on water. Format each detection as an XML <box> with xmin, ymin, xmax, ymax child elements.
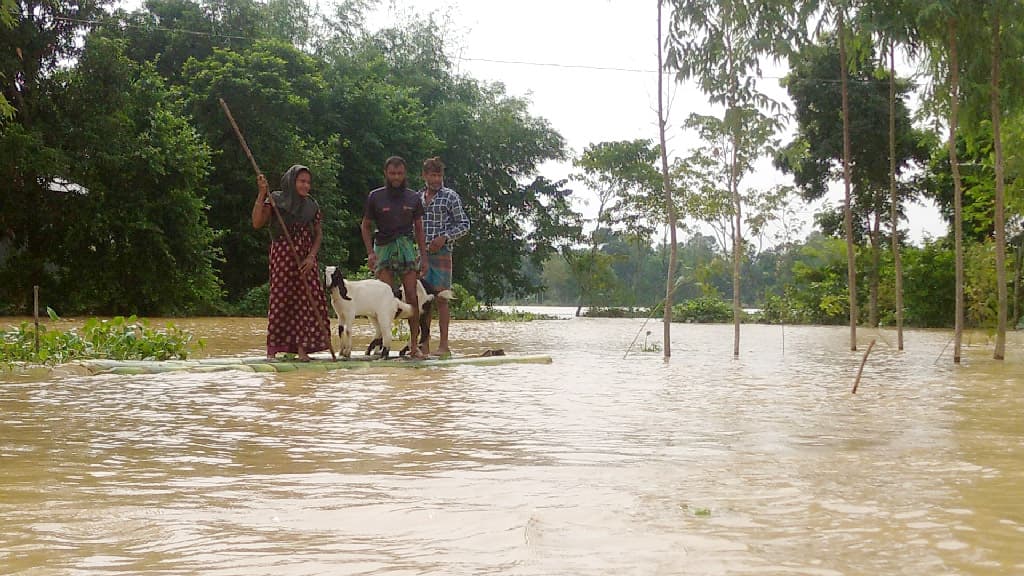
<box><xmin>2</xmin><ymin>317</ymin><xmax>1023</xmax><ymax>575</ymax></box>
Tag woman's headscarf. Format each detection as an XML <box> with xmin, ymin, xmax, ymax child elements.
<box><xmin>270</xmin><ymin>164</ymin><xmax>319</xmax><ymax>227</ymax></box>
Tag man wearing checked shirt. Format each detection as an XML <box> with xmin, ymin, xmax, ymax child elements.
<box><xmin>419</xmin><ymin>156</ymin><xmax>470</xmax><ymax>358</ymax></box>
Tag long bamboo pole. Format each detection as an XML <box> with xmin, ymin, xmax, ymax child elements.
<box><xmin>219</xmin><ymin>98</ymin><xmax>336</xmax><ymax>361</ymax></box>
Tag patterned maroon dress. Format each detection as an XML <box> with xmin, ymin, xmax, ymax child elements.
<box><xmin>266</xmin><ymin>210</ymin><xmax>330</xmax><ymax>356</ymax></box>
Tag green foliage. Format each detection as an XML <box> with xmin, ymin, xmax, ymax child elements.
<box><xmin>565</xmin><ymin>249</ymin><xmax>620</xmax><ymax>309</ymax></box>
<box><xmin>570</xmin><ymin>140</ymin><xmax>661</xmax><ymax>307</ymax></box>
<box><xmin>234</xmin><ymin>283</ymin><xmax>270</xmax><ymax>317</ymax></box>
<box><xmin>920</xmin><ymin>115</ymin><xmax>1024</xmax><ymax>242</ymax></box>
<box><xmin>902</xmin><ymin>240</ymin><xmax>955</xmax><ymax>328</ymax></box>
<box><xmin>584</xmin><ymin>307</ymin><xmax>647</xmax><ymax>319</ymax></box>
<box><xmin>447</xmin><ymin>283</ymin><xmax>480</xmax><ymax>319</ymax></box>
<box><xmin>775</xmin><ymin>36</ymin><xmax>927</xmax><ymax>233</ymax></box>
<box><xmin>1</xmin><ymin>34</ymin><xmax>223</xmax><ymax>315</ymax></box>
<box><xmin>744</xmin><ymin>235</ymin><xmax>851</xmax><ymax>325</ymax></box>
<box><xmin>672</xmin><ymin>297</ymin><xmax>734</xmax><ymax>324</ymax></box>
<box><xmin>574</xmin><ymin>139</ymin><xmax>661</xmax><ymax>236</ymax></box>
<box><xmin>179</xmin><ymin>38</ymin><xmax>336</xmax><ymax>301</ymax></box>
<box><xmin>1</xmin><ymin>313</ymin><xmax>200</xmax><ymax>366</ymax></box>
<box><xmin>965</xmin><ymin>240</ymin><xmax>1007</xmax><ymax>329</ymax></box>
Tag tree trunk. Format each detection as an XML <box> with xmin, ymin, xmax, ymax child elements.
<box><xmin>839</xmin><ymin>11</ymin><xmax>858</xmax><ymax>351</ymax></box>
<box><xmin>888</xmin><ymin>40</ymin><xmax>904</xmax><ymax>351</ymax></box>
<box><xmin>948</xmin><ymin>17</ymin><xmax>964</xmax><ymax>364</ymax></box>
<box><xmin>869</xmin><ymin>211</ymin><xmax>881</xmax><ymax>328</ymax></box>
<box><xmin>732</xmin><ymin>138</ymin><xmax>742</xmax><ymax>357</ymax></box>
<box><xmin>1014</xmin><ymin>240</ymin><xmax>1022</xmax><ymax>328</ymax></box>
<box><xmin>991</xmin><ymin>4</ymin><xmax>1007</xmax><ymax>361</ymax></box>
<box><xmin>658</xmin><ymin>1</ymin><xmax>679</xmax><ymax>358</ymax></box>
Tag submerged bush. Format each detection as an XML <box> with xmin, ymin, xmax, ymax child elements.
<box><xmin>1</xmin><ymin>310</ymin><xmax>201</xmax><ymax>366</ymax></box>
<box><xmin>672</xmin><ymin>297</ymin><xmax>734</xmax><ymax>323</ymax></box>
<box><xmin>584</xmin><ymin>307</ymin><xmax>647</xmax><ymax>318</ymax></box>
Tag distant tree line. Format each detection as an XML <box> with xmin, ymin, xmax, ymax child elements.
<box><xmin>520</xmin><ymin>229</ymin><xmax>978</xmax><ymax>330</ymax></box>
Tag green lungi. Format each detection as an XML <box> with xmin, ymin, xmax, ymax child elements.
<box><xmin>375</xmin><ymin>235</ymin><xmax>420</xmax><ymax>274</ymax></box>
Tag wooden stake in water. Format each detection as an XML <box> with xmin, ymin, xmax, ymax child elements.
<box><xmin>33</xmin><ymin>285</ymin><xmax>39</xmax><ymax>355</ymax></box>
<box><xmin>851</xmin><ymin>338</ymin><xmax>876</xmax><ymax>394</ymax></box>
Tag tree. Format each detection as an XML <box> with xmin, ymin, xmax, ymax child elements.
<box><xmin>572</xmin><ymin>139</ymin><xmax>661</xmax><ymax>313</ymax></box>
<box><xmin>966</xmin><ymin>0</ymin><xmax>1024</xmax><ymax>360</ymax></box>
<box><xmin>329</xmin><ymin>18</ymin><xmax>581</xmax><ymax>303</ymax></box>
<box><xmin>860</xmin><ymin>0</ymin><xmax>919</xmax><ymax>349</ymax></box>
<box><xmin>0</xmin><ymin>35</ymin><xmax>222</xmax><ymax>314</ymax></box>
<box><xmin>775</xmin><ymin>37</ymin><xmax>925</xmax><ymax>330</ymax></box>
<box><xmin>918</xmin><ymin>1</ymin><xmax>977</xmax><ymax>362</ymax></box>
<box><xmin>989</xmin><ymin>1</ymin><xmax>1007</xmax><ymax>359</ymax></box>
<box><xmin>785</xmin><ymin>0</ymin><xmax>865</xmax><ymax>349</ymax></box>
<box><xmin>0</xmin><ymin>0</ymin><xmax>15</xmax><ymax>119</ymax></box>
<box><xmin>657</xmin><ymin>0</ymin><xmax>680</xmax><ymax>357</ymax></box>
<box><xmin>1</xmin><ymin>0</ymin><xmax>230</xmax><ymax>313</ymax></box>
<box><xmin>179</xmin><ymin>39</ymin><xmax>337</xmax><ymax>300</ymax></box>
<box><xmin>1</xmin><ymin>0</ymin><xmax>113</xmax><ymax>127</ymax></box>
<box><xmin>837</xmin><ymin>5</ymin><xmax>858</xmax><ymax>350</ymax></box>
<box><xmin>666</xmin><ymin>0</ymin><xmax>791</xmax><ymax>356</ymax></box>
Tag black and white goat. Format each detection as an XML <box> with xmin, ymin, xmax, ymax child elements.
<box><xmin>324</xmin><ymin>266</ymin><xmax>412</xmax><ymax>359</ymax></box>
<box><xmin>365</xmin><ymin>278</ymin><xmax>454</xmax><ymax>357</ymax></box>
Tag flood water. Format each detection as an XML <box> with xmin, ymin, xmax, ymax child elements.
<box><xmin>2</xmin><ymin>314</ymin><xmax>1023</xmax><ymax>575</ymax></box>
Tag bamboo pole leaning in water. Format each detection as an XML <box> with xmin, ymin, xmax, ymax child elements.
<box><xmin>851</xmin><ymin>338</ymin><xmax>876</xmax><ymax>394</ymax></box>
<box><xmin>219</xmin><ymin>98</ymin><xmax>336</xmax><ymax>361</ymax></box>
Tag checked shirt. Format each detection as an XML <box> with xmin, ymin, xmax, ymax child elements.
<box><xmin>420</xmin><ymin>186</ymin><xmax>470</xmax><ymax>246</ymax></box>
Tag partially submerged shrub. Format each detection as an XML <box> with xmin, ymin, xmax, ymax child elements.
<box><xmin>1</xmin><ymin>309</ymin><xmax>201</xmax><ymax>366</ymax></box>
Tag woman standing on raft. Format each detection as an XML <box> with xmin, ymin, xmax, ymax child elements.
<box><xmin>252</xmin><ymin>165</ymin><xmax>330</xmax><ymax>361</ymax></box>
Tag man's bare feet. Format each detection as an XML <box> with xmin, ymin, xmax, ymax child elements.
<box><xmin>407</xmin><ymin>347</ymin><xmax>426</xmax><ymax>360</ymax></box>
<box><xmin>435</xmin><ymin>348</ymin><xmax>451</xmax><ymax>359</ymax></box>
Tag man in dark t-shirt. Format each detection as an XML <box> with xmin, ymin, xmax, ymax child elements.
<box><xmin>361</xmin><ymin>155</ymin><xmax>429</xmax><ymax>358</ymax></box>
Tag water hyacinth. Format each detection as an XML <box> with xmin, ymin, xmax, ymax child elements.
<box><xmin>1</xmin><ymin>309</ymin><xmax>200</xmax><ymax>366</ymax></box>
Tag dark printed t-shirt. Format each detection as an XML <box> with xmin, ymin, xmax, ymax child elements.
<box><xmin>364</xmin><ymin>186</ymin><xmax>424</xmax><ymax>245</ymax></box>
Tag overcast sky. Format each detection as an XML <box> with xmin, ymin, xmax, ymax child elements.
<box><xmin>365</xmin><ymin>0</ymin><xmax>947</xmax><ymax>247</ymax></box>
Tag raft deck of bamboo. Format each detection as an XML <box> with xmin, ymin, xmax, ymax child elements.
<box><xmin>63</xmin><ymin>353</ymin><xmax>553</xmax><ymax>375</ymax></box>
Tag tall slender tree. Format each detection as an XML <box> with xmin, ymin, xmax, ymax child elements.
<box><xmin>862</xmin><ymin>0</ymin><xmax>919</xmax><ymax>350</ymax></box>
<box><xmin>792</xmin><ymin>0</ymin><xmax>866</xmax><ymax>351</ymax></box>
<box><xmin>947</xmin><ymin>14</ymin><xmax>966</xmax><ymax>363</ymax></box>
<box><xmin>920</xmin><ymin>0</ymin><xmax>1023</xmax><ymax>357</ymax></box>
<box><xmin>666</xmin><ymin>0</ymin><xmax>792</xmax><ymax>356</ymax></box>
<box><xmin>657</xmin><ymin>0</ymin><xmax>679</xmax><ymax>357</ymax></box>
<box><xmin>889</xmin><ymin>37</ymin><xmax>906</xmax><ymax>349</ymax></box>
<box><xmin>838</xmin><ymin>7</ymin><xmax>859</xmax><ymax>350</ymax></box>
<box><xmin>976</xmin><ymin>0</ymin><xmax>1024</xmax><ymax>359</ymax></box>
<box><xmin>990</xmin><ymin>1</ymin><xmax>1006</xmax><ymax>359</ymax></box>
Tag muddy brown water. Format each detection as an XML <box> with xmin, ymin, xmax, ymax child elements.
<box><xmin>2</xmin><ymin>315</ymin><xmax>1023</xmax><ymax>575</ymax></box>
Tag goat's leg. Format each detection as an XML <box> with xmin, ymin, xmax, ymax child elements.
<box><xmin>365</xmin><ymin>314</ymin><xmax>384</xmax><ymax>356</ymax></box>
<box><xmin>379</xmin><ymin>317</ymin><xmax>394</xmax><ymax>360</ymax></box>
<box><xmin>340</xmin><ymin>315</ymin><xmax>354</xmax><ymax>358</ymax></box>
<box><xmin>419</xmin><ymin>300</ymin><xmax>432</xmax><ymax>347</ymax></box>
<box><xmin>365</xmin><ymin>338</ymin><xmax>383</xmax><ymax>356</ymax></box>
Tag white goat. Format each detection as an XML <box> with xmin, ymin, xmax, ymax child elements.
<box><xmin>324</xmin><ymin>266</ymin><xmax>412</xmax><ymax>358</ymax></box>
<box><xmin>367</xmin><ymin>279</ymin><xmax>455</xmax><ymax>357</ymax></box>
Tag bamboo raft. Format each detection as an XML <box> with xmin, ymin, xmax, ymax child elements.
<box><xmin>64</xmin><ymin>352</ymin><xmax>553</xmax><ymax>376</ymax></box>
